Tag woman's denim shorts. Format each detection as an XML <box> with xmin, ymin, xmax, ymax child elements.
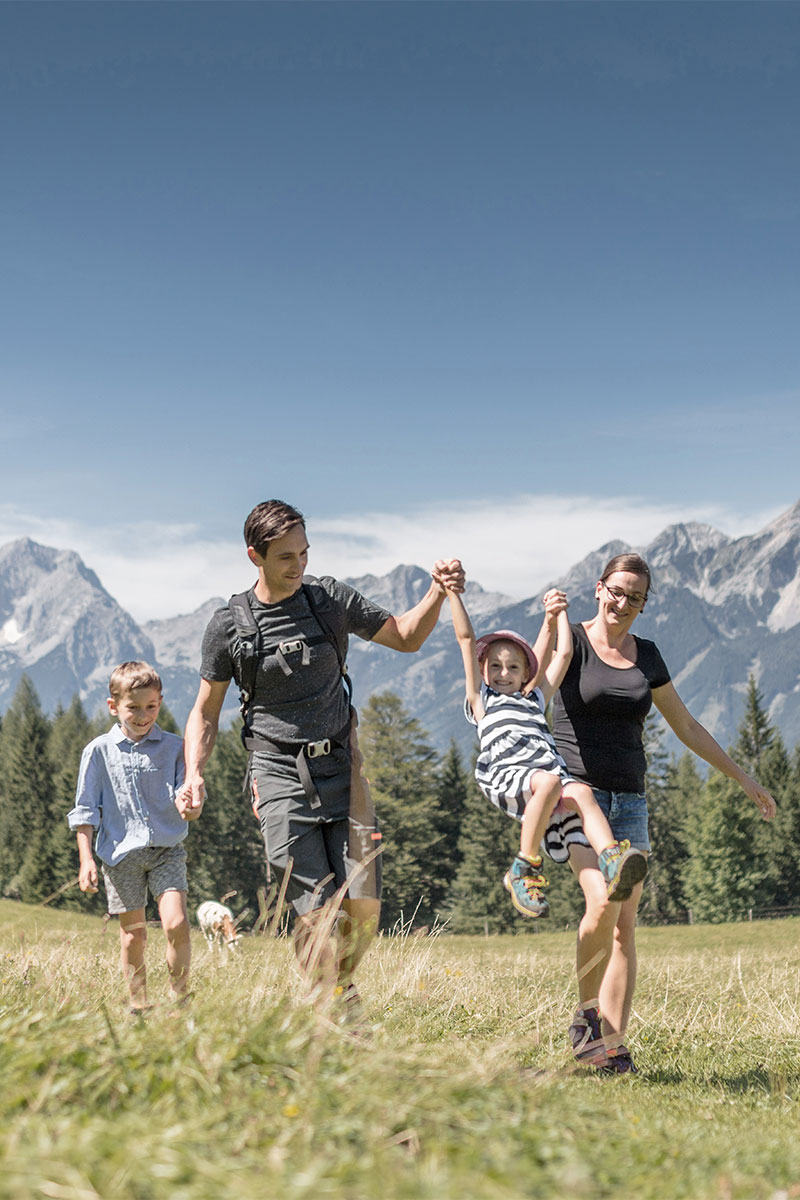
<box><xmin>591</xmin><ymin>789</ymin><xmax>650</xmax><ymax>853</ymax></box>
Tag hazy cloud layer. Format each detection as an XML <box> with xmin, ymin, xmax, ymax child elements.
<box><xmin>0</xmin><ymin>496</ymin><xmax>786</xmax><ymax>622</ymax></box>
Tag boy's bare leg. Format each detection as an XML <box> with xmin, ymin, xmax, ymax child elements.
<box><xmin>519</xmin><ymin>773</ymin><xmax>563</xmax><ymax>859</ymax></box>
<box><xmin>157</xmin><ymin>889</ymin><xmax>191</xmax><ymax>1002</ymax></box>
<box><xmin>119</xmin><ymin>908</ymin><xmax>148</xmax><ymax>1009</ymax></box>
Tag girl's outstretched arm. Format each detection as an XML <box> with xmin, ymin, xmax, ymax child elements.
<box><xmin>526</xmin><ymin>589</ymin><xmax>568</xmax><ymax>693</ymax></box>
<box><xmin>539</xmin><ymin>608</ymin><xmax>574</xmax><ymax>707</ymax></box>
<box><xmin>447</xmin><ymin>589</ymin><xmax>485</xmax><ymax>722</ymax></box>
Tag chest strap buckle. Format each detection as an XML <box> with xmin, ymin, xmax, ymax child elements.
<box><xmin>306</xmin><ymin>739</ymin><xmax>331</xmax><ymax>759</ymax></box>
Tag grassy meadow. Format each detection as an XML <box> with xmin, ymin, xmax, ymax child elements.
<box><xmin>2</xmin><ymin>900</ymin><xmax>800</xmax><ymax>1200</ymax></box>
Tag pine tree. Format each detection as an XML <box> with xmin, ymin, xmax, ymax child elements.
<box><xmin>430</xmin><ymin>741</ymin><xmax>469</xmax><ymax>917</ymax></box>
<box><xmin>737</xmin><ymin>676</ymin><xmax>775</xmax><ymax>774</ymax></box>
<box><xmin>732</xmin><ymin>677</ymin><xmax>789</xmax><ymax>914</ymax></box>
<box><xmin>639</xmin><ymin>721</ymin><xmax>691</xmax><ymax>924</ymax></box>
<box><xmin>684</xmin><ymin>768</ymin><xmax>764</xmax><ymax>922</ymax></box>
<box><xmin>0</xmin><ymin>676</ymin><xmax>57</xmax><ymax>902</ymax></box>
<box><xmin>358</xmin><ymin>692</ymin><xmax>443</xmax><ymax>929</ymax></box>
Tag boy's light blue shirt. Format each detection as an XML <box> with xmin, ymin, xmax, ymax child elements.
<box><xmin>67</xmin><ymin>723</ymin><xmax>186</xmax><ymax>866</ymax></box>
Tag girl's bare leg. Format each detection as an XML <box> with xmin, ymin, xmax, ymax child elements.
<box><xmin>519</xmin><ymin>773</ymin><xmax>563</xmax><ymax>859</ymax></box>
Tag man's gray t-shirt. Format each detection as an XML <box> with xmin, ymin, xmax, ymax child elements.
<box><xmin>200</xmin><ymin>576</ymin><xmax>391</xmax><ymax>746</ymax></box>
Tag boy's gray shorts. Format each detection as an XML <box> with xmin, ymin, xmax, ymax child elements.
<box><xmin>102</xmin><ymin>844</ymin><xmax>188</xmax><ymax>915</ymax></box>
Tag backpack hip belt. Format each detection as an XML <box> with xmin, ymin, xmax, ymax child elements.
<box><xmin>245</xmin><ymin>717</ymin><xmax>352</xmax><ymax>810</ymax></box>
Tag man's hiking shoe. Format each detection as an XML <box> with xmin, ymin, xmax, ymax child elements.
<box><xmin>597</xmin><ymin>1045</ymin><xmax>638</xmax><ymax>1076</ymax></box>
<box><xmin>598</xmin><ymin>840</ymin><xmax>648</xmax><ymax>901</ymax></box>
<box><xmin>569</xmin><ymin>1005</ymin><xmax>606</xmax><ymax>1065</ymax></box>
<box><xmin>503</xmin><ymin>854</ymin><xmax>550</xmax><ymax>918</ymax></box>
<box><xmin>333</xmin><ymin>982</ymin><xmax>371</xmax><ymax>1037</ymax></box>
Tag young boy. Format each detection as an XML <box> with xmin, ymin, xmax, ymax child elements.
<box><xmin>446</xmin><ymin>587</ymin><xmax>647</xmax><ymax>918</ymax></box>
<box><xmin>68</xmin><ymin>662</ymin><xmax>193</xmax><ymax>1014</ymax></box>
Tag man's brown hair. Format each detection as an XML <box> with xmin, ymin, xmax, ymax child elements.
<box><xmin>243</xmin><ymin>500</ymin><xmax>305</xmax><ymax>557</ymax></box>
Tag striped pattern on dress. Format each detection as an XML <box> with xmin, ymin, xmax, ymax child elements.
<box><xmin>465</xmin><ymin>682</ymin><xmax>589</xmax><ymax>864</ymax></box>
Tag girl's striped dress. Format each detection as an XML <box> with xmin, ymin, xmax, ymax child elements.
<box><xmin>465</xmin><ymin>682</ymin><xmax>588</xmax><ymax>863</ymax></box>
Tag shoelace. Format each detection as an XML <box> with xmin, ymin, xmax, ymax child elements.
<box><xmin>520</xmin><ymin>874</ymin><xmax>547</xmax><ymax>894</ymax></box>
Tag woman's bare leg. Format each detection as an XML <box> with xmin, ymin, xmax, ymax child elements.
<box><xmin>598</xmin><ymin>879</ymin><xmax>645</xmax><ymax>1048</ymax></box>
<box><xmin>568</xmin><ymin>844</ymin><xmax>618</xmax><ymax>1008</ymax></box>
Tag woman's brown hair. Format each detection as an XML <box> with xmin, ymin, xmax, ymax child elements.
<box><xmin>600</xmin><ymin>553</ymin><xmax>653</xmax><ymax>596</ymax></box>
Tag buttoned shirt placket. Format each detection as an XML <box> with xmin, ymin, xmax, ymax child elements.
<box><xmin>124</xmin><ymin>739</ymin><xmax>153</xmax><ymax>846</ymax></box>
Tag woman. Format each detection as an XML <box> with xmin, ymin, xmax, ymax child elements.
<box><xmin>550</xmin><ymin>553</ymin><xmax>776</xmax><ymax>1074</ymax></box>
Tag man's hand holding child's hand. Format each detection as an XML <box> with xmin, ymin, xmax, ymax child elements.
<box><xmin>175</xmin><ymin>780</ymin><xmax>205</xmax><ymax>822</ymax></box>
<box><xmin>432</xmin><ymin>559</ymin><xmax>466</xmax><ymax>594</ymax></box>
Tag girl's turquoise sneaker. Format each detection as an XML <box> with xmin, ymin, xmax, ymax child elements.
<box><xmin>598</xmin><ymin>840</ymin><xmax>648</xmax><ymax>901</ymax></box>
<box><xmin>503</xmin><ymin>853</ymin><xmax>550</xmax><ymax>918</ymax></box>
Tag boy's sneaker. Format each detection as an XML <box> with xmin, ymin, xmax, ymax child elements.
<box><xmin>598</xmin><ymin>840</ymin><xmax>648</xmax><ymax>901</ymax></box>
<box><xmin>569</xmin><ymin>1005</ymin><xmax>606</xmax><ymax>1065</ymax></box>
<box><xmin>503</xmin><ymin>854</ymin><xmax>550</xmax><ymax>918</ymax></box>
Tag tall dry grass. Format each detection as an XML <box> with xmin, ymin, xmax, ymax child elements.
<box><xmin>2</xmin><ymin>902</ymin><xmax>800</xmax><ymax>1199</ymax></box>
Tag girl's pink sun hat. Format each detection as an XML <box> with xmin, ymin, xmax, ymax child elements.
<box><xmin>475</xmin><ymin>630</ymin><xmax>538</xmax><ymax>684</ymax></box>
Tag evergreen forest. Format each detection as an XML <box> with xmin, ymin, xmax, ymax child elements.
<box><xmin>1</xmin><ymin>674</ymin><xmax>799</xmax><ymax>933</ymax></box>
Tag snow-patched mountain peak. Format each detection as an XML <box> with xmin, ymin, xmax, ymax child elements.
<box><xmin>0</xmin><ymin>538</ymin><xmax>103</xmax><ymax>619</ymax></box>
<box><xmin>646</xmin><ymin>522</ymin><xmax>729</xmax><ymax>567</ymax></box>
<box><xmin>550</xmin><ymin>540</ymin><xmax>632</xmax><ymax>597</ymax></box>
<box><xmin>643</xmin><ymin>522</ymin><xmax>730</xmax><ymax>592</ymax></box>
<box><xmin>343</xmin><ymin>564</ymin><xmax>513</xmax><ymax>620</ymax></box>
<box><xmin>3</xmin><ymin>499</ymin><xmax>800</xmax><ymax>752</ymax></box>
<box><xmin>0</xmin><ymin>537</ymin><xmax>154</xmax><ymax>715</ymax></box>
<box><xmin>144</xmin><ymin>597</ymin><xmax>226</xmax><ymax>668</ymax></box>
<box><xmin>697</xmin><ymin>503</ymin><xmax>800</xmax><ymax>630</ymax></box>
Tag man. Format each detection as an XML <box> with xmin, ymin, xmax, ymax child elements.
<box><xmin>178</xmin><ymin>499</ymin><xmax>463</xmax><ymax>1018</ymax></box>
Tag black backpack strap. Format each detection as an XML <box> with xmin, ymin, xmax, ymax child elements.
<box><xmin>228</xmin><ymin>591</ymin><xmax>261</xmax><ymax>717</ymax></box>
<box><xmin>301</xmin><ymin>581</ymin><xmax>353</xmax><ymax>703</ymax></box>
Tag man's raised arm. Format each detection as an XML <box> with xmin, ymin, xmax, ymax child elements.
<box><xmin>177</xmin><ymin>678</ymin><xmax>230</xmax><ymax>820</ymax></box>
<box><xmin>372</xmin><ymin>558</ymin><xmax>465</xmax><ymax>652</ymax></box>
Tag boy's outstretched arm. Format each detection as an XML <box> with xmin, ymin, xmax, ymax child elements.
<box><xmin>447</xmin><ymin>588</ymin><xmax>485</xmax><ymax>722</ymax></box>
<box><xmin>539</xmin><ymin>608</ymin><xmax>574</xmax><ymax>707</ymax></box>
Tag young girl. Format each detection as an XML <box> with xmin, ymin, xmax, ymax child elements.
<box><xmin>447</xmin><ymin>586</ymin><xmax>647</xmax><ymax>917</ymax></box>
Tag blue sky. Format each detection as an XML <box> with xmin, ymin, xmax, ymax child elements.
<box><xmin>1</xmin><ymin>2</ymin><xmax>798</xmax><ymax>619</ymax></box>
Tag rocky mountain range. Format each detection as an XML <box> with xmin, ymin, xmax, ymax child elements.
<box><xmin>2</xmin><ymin>499</ymin><xmax>800</xmax><ymax>760</ymax></box>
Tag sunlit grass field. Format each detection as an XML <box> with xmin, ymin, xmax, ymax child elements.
<box><xmin>2</xmin><ymin>900</ymin><xmax>800</xmax><ymax>1199</ymax></box>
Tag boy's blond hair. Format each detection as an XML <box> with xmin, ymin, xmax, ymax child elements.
<box><xmin>108</xmin><ymin>661</ymin><xmax>163</xmax><ymax>700</ymax></box>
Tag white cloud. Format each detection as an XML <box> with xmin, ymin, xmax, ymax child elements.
<box><xmin>309</xmin><ymin>494</ymin><xmax>786</xmax><ymax>598</ymax></box>
<box><xmin>0</xmin><ymin>495</ymin><xmax>788</xmax><ymax>622</ymax></box>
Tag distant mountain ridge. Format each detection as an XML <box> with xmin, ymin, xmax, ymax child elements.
<box><xmin>2</xmin><ymin>501</ymin><xmax>800</xmax><ymax>758</ymax></box>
